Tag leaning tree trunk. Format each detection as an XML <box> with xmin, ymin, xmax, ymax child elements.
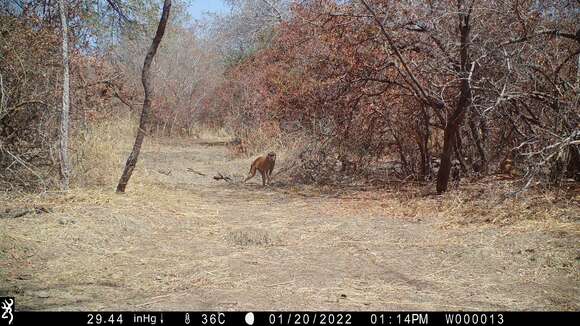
<box><xmin>116</xmin><ymin>0</ymin><xmax>172</xmax><ymax>193</ymax></box>
<box><xmin>58</xmin><ymin>0</ymin><xmax>70</xmax><ymax>190</ymax></box>
<box><xmin>436</xmin><ymin>1</ymin><xmax>472</xmax><ymax>193</ymax></box>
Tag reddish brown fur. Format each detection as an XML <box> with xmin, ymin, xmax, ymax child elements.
<box><xmin>244</xmin><ymin>152</ymin><xmax>276</xmax><ymax>186</ymax></box>
<box><xmin>499</xmin><ymin>158</ymin><xmax>516</xmax><ymax>177</ymax></box>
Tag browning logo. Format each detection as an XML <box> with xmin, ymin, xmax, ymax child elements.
<box><xmin>0</xmin><ymin>297</ymin><xmax>13</xmax><ymax>325</ymax></box>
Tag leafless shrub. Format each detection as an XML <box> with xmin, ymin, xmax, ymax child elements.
<box><xmin>0</xmin><ymin>14</ymin><xmax>128</xmax><ymax>190</ymax></box>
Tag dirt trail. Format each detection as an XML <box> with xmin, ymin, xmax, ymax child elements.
<box><xmin>1</xmin><ymin>140</ymin><xmax>578</xmax><ymax>311</ymax></box>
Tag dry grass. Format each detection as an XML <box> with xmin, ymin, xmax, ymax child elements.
<box><xmin>438</xmin><ymin>182</ymin><xmax>579</xmax><ymax>226</ymax></box>
<box><xmin>70</xmin><ymin>116</ymin><xmax>137</xmax><ymax>187</ymax></box>
<box><xmin>227</xmin><ymin>125</ymin><xmax>306</xmax><ymax>158</ymax></box>
<box><xmin>1</xmin><ymin>129</ymin><xmax>578</xmax><ymax>311</ymax></box>
<box><xmin>189</xmin><ymin>125</ymin><xmax>232</xmax><ymax>141</ymax></box>
<box><xmin>299</xmin><ymin>179</ymin><xmax>580</xmax><ymax>227</ymax></box>
<box><xmin>225</xmin><ymin>227</ymin><xmax>279</xmax><ymax>247</ymax></box>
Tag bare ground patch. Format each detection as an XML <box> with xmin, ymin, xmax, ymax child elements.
<box><xmin>1</xmin><ymin>139</ymin><xmax>578</xmax><ymax>311</ymax></box>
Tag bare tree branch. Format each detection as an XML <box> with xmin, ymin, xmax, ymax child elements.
<box><xmin>359</xmin><ymin>0</ymin><xmax>444</xmax><ymax>110</ymax></box>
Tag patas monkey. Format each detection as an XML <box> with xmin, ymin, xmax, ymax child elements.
<box><xmin>499</xmin><ymin>158</ymin><xmax>516</xmax><ymax>177</ymax></box>
<box><xmin>244</xmin><ymin>152</ymin><xmax>276</xmax><ymax>186</ymax></box>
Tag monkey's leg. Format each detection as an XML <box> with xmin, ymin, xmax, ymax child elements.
<box><xmin>244</xmin><ymin>167</ymin><xmax>256</xmax><ymax>183</ymax></box>
<box><xmin>260</xmin><ymin>170</ymin><xmax>266</xmax><ymax>186</ymax></box>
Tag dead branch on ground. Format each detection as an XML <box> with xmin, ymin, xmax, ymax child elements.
<box><xmin>186</xmin><ymin>168</ymin><xmax>206</xmax><ymax>176</ymax></box>
<box><xmin>213</xmin><ymin>172</ymin><xmax>232</xmax><ymax>182</ymax></box>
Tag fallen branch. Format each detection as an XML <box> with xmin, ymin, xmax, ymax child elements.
<box><xmin>198</xmin><ymin>139</ymin><xmax>241</xmax><ymax>147</ymax></box>
<box><xmin>213</xmin><ymin>172</ymin><xmax>232</xmax><ymax>182</ymax></box>
<box><xmin>186</xmin><ymin>168</ymin><xmax>206</xmax><ymax>176</ymax></box>
<box><xmin>0</xmin><ymin>206</ymin><xmax>52</xmax><ymax>219</ymax></box>
<box><xmin>265</xmin><ymin>279</ymin><xmax>295</xmax><ymax>287</ymax></box>
<box><xmin>4</xmin><ymin>149</ymin><xmax>47</xmax><ymax>189</ymax></box>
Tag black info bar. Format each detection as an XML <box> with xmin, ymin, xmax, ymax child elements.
<box><xmin>4</xmin><ymin>311</ymin><xmax>578</xmax><ymax>326</ymax></box>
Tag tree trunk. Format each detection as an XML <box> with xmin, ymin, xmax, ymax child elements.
<box><xmin>58</xmin><ymin>0</ymin><xmax>70</xmax><ymax>191</ymax></box>
<box><xmin>468</xmin><ymin>109</ymin><xmax>487</xmax><ymax>173</ymax></box>
<box><xmin>416</xmin><ymin>106</ymin><xmax>431</xmax><ymax>181</ymax></box>
<box><xmin>116</xmin><ymin>0</ymin><xmax>172</xmax><ymax>193</ymax></box>
<box><xmin>436</xmin><ymin>1</ymin><xmax>472</xmax><ymax>193</ymax></box>
<box><xmin>437</xmin><ymin>122</ymin><xmax>458</xmax><ymax>192</ymax></box>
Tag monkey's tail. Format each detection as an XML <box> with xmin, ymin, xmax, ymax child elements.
<box><xmin>244</xmin><ymin>163</ymin><xmax>256</xmax><ymax>183</ymax></box>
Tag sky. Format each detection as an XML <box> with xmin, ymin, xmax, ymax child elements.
<box><xmin>187</xmin><ymin>0</ymin><xmax>230</xmax><ymax>20</ymax></box>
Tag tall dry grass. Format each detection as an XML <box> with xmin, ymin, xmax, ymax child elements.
<box><xmin>186</xmin><ymin>125</ymin><xmax>233</xmax><ymax>141</ymax></box>
<box><xmin>70</xmin><ymin>116</ymin><xmax>137</xmax><ymax>188</ymax></box>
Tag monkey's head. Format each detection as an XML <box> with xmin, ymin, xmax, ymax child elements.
<box><xmin>267</xmin><ymin>152</ymin><xmax>276</xmax><ymax>161</ymax></box>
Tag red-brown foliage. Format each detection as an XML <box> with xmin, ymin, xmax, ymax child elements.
<box><xmin>199</xmin><ymin>0</ymin><xmax>579</xmax><ymax>185</ymax></box>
